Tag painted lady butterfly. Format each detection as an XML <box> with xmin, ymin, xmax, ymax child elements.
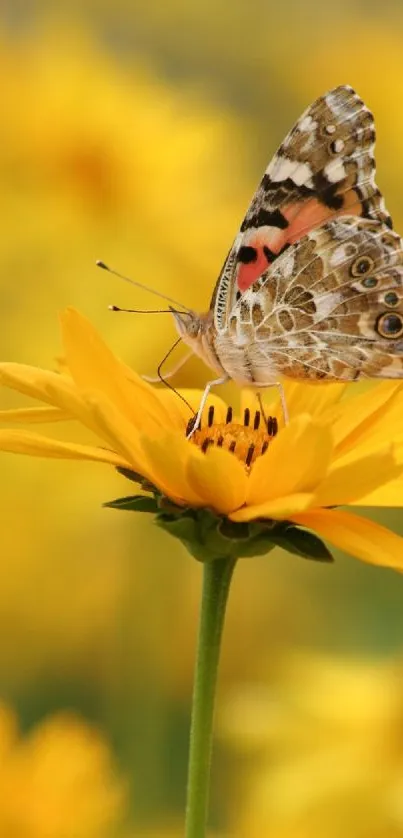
<box><xmin>171</xmin><ymin>86</ymin><xmax>403</xmax><ymax>425</ymax></box>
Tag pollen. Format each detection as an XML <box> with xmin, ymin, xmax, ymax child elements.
<box><xmin>186</xmin><ymin>406</ymin><xmax>278</xmax><ymax>468</ymax></box>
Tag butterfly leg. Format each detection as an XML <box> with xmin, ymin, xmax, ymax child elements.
<box><xmin>255</xmin><ymin>382</ymin><xmax>289</xmax><ymax>426</ymax></box>
<box><xmin>186</xmin><ymin>375</ymin><xmax>229</xmax><ymax>439</ymax></box>
<box><xmin>257</xmin><ymin>392</ymin><xmax>269</xmax><ymax>428</ymax></box>
<box><xmin>276</xmin><ymin>381</ymin><xmax>289</xmax><ymax>425</ymax></box>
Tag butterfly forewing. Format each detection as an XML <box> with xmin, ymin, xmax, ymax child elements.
<box><xmin>213</xmin><ymin>85</ymin><xmax>392</xmax><ymax>335</ymax></box>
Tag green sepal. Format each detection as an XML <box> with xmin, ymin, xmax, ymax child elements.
<box><xmin>269</xmin><ymin>525</ymin><xmax>334</xmax><ymax>562</ymax></box>
<box><xmin>115</xmin><ymin>467</ymin><xmax>156</xmax><ymax>493</ymax></box>
<box><xmin>115</xmin><ymin>467</ymin><xmax>144</xmax><ymax>484</ymax></box>
<box><xmin>105</xmin><ymin>480</ymin><xmax>333</xmax><ymax>564</ymax></box>
<box><xmin>103</xmin><ymin>494</ymin><xmax>159</xmax><ymax>513</ymax></box>
<box><xmin>154</xmin><ymin>507</ymin><xmax>333</xmax><ymax>564</ymax></box>
<box><xmin>155</xmin><ymin>508</ymin><xmax>264</xmax><ymax>562</ymax></box>
<box><xmin>155</xmin><ymin>512</ymin><xmax>211</xmax><ymax>562</ymax></box>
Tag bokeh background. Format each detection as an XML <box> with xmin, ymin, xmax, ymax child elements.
<box><xmin>1</xmin><ymin>2</ymin><xmax>403</xmax><ymax>836</ymax></box>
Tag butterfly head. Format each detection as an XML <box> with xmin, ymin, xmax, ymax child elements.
<box><xmin>170</xmin><ymin>307</ymin><xmax>223</xmax><ymax>373</ymax></box>
<box><xmin>170</xmin><ymin>307</ymin><xmax>201</xmax><ymax>339</ymax></box>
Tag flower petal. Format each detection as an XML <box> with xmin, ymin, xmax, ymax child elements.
<box><xmin>60</xmin><ymin>308</ymin><xmax>171</xmax><ymax>433</ymax></box>
<box><xmin>246</xmin><ymin>415</ymin><xmax>333</xmax><ymax>505</ymax></box>
<box><xmin>0</xmin><ymin>363</ymin><xmax>77</xmax><ymax>409</ymax></box>
<box><xmin>0</xmin><ymin>430</ymin><xmax>127</xmax><ymax>467</ymax></box>
<box><xmin>313</xmin><ymin>446</ymin><xmax>403</xmax><ymax>506</ymax></box>
<box><xmin>349</xmin><ymin>476</ymin><xmax>403</xmax><ymax>507</ymax></box>
<box><xmin>186</xmin><ymin>446</ymin><xmax>247</xmax><ymax>514</ymax></box>
<box><xmin>124</xmin><ymin>362</ymin><xmax>188</xmax><ymax>429</ymax></box>
<box><xmin>336</xmin><ymin>391</ymin><xmax>403</xmax><ymax>461</ymax></box>
<box><xmin>230</xmin><ymin>492</ymin><xmax>315</xmax><ymax>522</ymax></box>
<box><xmin>282</xmin><ymin>380</ymin><xmax>347</xmax><ymax>419</ymax></box>
<box><xmin>140</xmin><ymin>434</ymin><xmax>205</xmax><ymax>506</ymax></box>
<box><xmin>328</xmin><ymin>381</ymin><xmax>402</xmax><ymax>455</ymax></box>
<box><xmin>291</xmin><ymin>508</ymin><xmax>403</xmax><ymax>570</ymax></box>
<box><xmin>245</xmin><ymin>381</ymin><xmax>346</xmax><ymax>426</ymax></box>
<box><xmin>0</xmin><ymin>407</ymin><xmax>70</xmax><ymax>423</ymax></box>
<box><xmin>81</xmin><ymin>391</ymin><xmax>154</xmax><ymax>477</ymax></box>
<box><xmin>0</xmin><ymin>363</ymin><xmax>102</xmax><ymax>435</ymax></box>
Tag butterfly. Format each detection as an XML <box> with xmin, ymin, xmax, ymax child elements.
<box><xmin>170</xmin><ymin>85</ymin><xmax>403</xmax><ymax>427</ymax></box>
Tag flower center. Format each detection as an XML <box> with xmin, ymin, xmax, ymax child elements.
<box><xmin>187</xmin><ymin>406</ymin><xmax>278</xmax><ymax>467</ymax></box>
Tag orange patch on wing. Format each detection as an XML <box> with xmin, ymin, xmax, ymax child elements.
<box><xmin>237</xmin><ymin>246</ymin><xmax>271</xmax><ymax>292</ymax></box>
<box><xmin>283</xmin><ymin>191</ymin><xmax>363</xmax><ymax>243</ymax></box>
<box><xmin>236</xmin><ymin>190</ymin><xmax>363</xmax><ymax>293</ymax></box>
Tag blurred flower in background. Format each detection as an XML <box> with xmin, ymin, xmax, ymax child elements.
<box><xmin>1</xmin><ymin>2</ymin><xmax>403</xmax><ymax>835</ymax></box>
<box><xmin>0</xmin><ymin>705</ymin><xmax>126</xmax><ymax>837</ymax></box>
<box><xmin>219</xmin><ymin>651</ymin><xmax>403</xmax><ymax>838</ymax></box>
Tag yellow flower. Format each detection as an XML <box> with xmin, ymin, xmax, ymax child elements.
<box><xmin>1</xmin><ymin>308</ymin><xmax>403</xmax><ymax>568</ymax></box>
<box><xmin>0</xmin><ymin>703</ymin><xmax>125</xmax><ymax>837</ymax></box>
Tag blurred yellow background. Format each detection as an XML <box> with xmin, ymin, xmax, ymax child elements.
<box><xmin>1</xmin><ymin>2</ymin><xmax>403</xmax><ymax>836</ymax></box>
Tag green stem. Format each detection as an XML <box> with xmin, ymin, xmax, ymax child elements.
<box><xmin>185</xmin><ymin>557</ymin><xmax>237</xmax><ymax>838</ymax></box>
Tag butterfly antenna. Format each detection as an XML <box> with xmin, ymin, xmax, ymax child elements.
<box><xmin>96</xmin><ymin>261</ymin><xmax>192</xmax><ymax>313</ymax></box>
<box><xmin>156</xmin><ymin>337</ymin><xmax>195</xmax><ymax>415</ymax></box>
<box><xmin>109</xmin><ymin>305</ymin><xmax>187</xmax><ymax>314</ymax></box>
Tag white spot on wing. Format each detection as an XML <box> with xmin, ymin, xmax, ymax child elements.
<box><xmin>268</xmin><ymin>157</ymin><xmax>314</xmax><ymax>187</ymax></box>
<box><xmin>292</xmin><ymin>162</ymin><xmax>314</xmax><ymax>186</ymax></box>
<box><xmin>332</xmin><ymin>220</ymin><xmax>358</xmax><ymax>240</ymax></box>
<box><xmin>266</xmin><ymin>157</ymin><xmax>298</xmax><ymax>180</ymax></box>
<box><xmin>329</xmin><ymin>245</ymin><xmax>348</xmax><ymax>267</ymax></box>
<box><xmin>314</xmin><ymin>291</ymin><xmax>342</xmax><ymax>320</ymax></box>
<box><xmin>281</xmin><ymin>252</ymin><xmax>295</xmax><ymax>279</ymax></box>
<box><xmin>300</xmin><ymin>134</ymin><xmax>316</xmax><ymax>153</ymax></box>
<box><xmin>242</xmin><ymin>289</ymin><xmax>256</xmax><ymax>306</ymax></box>
<box><xmin>324</xmin><ymin>159</ymin><xmax>346</xmax><ymax>183</ymax></box>
<box><xmin>333</xmin><ymin>138</ymin><xmax>345</xmax><ymax>153</ymax></box>
<box><xmin>298</xmin><ymin>115</ymin><xmax>317</xmax><ymax>132</ymax></box>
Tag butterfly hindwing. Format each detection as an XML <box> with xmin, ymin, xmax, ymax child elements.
<box><xmin>227</xmin><ymin>217</ymin><xmax>403</xmax><ymax>382</ymax></box>
<box><xmin>213</xmin><ymin>85</ymin><xmax>392</xmax><ymax>335</ymax></box>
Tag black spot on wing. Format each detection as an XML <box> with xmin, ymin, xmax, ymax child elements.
<box><xmin>242</xmin><ymin>207</ymin><xmax>289</xmax><ymax>232</ymax></box>
<box><xmin>241</xmin><ymin>169</ymin><xmax>346</xmax><ymax>232</ymax></box>
<box><xmin>263</xmin><ymin>245</ymin><xmax>275</xmax><ymax>262</ymax></box>
<box><xmin>312</xmin><ymin>172</ymin><xmax>344</xmax><ymax>210</ymax></box>
<box><xmin>238</xmin><ymin>245</ymin><xmax>258</xmax><ymax>263</ymax></box>
<box><xmin>261</xmin><ymin>174</ymin><xmax>313</xmax><ymax>199</ymax></box>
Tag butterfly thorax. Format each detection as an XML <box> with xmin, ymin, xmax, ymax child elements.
<box><xmin>172</xmin><ymin>306</ymin><xmax>282</xmax><ymax>386</ymax></box>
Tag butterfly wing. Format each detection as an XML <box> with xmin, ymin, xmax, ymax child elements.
<box><xmin>224</xmin><ymin>217</ymin><xmax>403</xmax><ymax>383</ymax></box>
<box><xmin>213</xmin><ymin>85</ymin><xmax>392</xmax><ymax>335</ymax></box>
